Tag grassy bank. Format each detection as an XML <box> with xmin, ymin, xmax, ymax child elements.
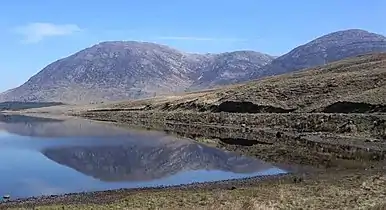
<box><xmin>4</xmin><ymin>170</ymin><xmax>386</xmax><ymax>210</ymax></box>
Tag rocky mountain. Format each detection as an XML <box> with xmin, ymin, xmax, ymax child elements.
<box><xmin>1</xmin><ymin>29</ymin><xmax>386</xmax><ymax>103</ymax></box>
<box><xmin>0</xmin><ymin>42</ymin><xmax>273</xmax><ymax>103</ymax></box>
<box><xmin>0</xmin><ymin>42</ymin><xmax>197</xmax><ymax>103</ymax></box>
<box><xmin>251</xmin><ymin>29</ymin><xmax>386</xmax><ymax>79</ymax></box>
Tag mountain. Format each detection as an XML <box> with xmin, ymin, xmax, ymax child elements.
<box><xmin>0</xmin><ymin>42</ymin><xmax>198</xmax><ymax>103</ymax></box>
<box><xmin>1</xmin><ymin>29</ymin><xmax>386</xmax><ymax>104</ymax></box>
<box><xmin>251</xmin><ymin>29</ymin><xmax>386</xmax><ymax>79</ymax></box>
<box><xmin>0</xmin><ymin>42</ymin><xmax>273</xmax><ymax>103</ymax></box>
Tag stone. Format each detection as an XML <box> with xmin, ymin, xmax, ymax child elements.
<box><xmin>276</xmin><ymin>131</ymin><xmax>283</xmax><ymax>138</ymax></box>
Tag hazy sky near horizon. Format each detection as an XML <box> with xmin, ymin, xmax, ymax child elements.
<box><xmin>0</xmin><ymin>0</ymin><xmax>385</xmax><ymax>92</ymax></box>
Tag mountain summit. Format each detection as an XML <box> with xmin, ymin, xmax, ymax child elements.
<box><xmin>251</xmin><ymin>29</ymin><xmax>386</xmax><ymax>78</ymax></box>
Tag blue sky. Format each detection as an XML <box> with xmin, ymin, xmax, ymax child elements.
<box><xmin>1</xmin><ymin>0</ymin><xmax>385</xmax><ymax>92</ymax></box>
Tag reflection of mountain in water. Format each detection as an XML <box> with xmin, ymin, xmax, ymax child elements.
<box><xmin>0</xmin><ymin>114</ymin><xmax>62</xmax><ymax>123</ymax></box>
<box><xmin>0</xmin><ymin>114</ymin><xmax>153</xmax><ymax>138</ymax></box>
<box><xmin>0</xmin><ymin>114</ymin><xmax>275</xmax><ymax>183</ymax></box>
<box><xmin>43</xmin><ymin>142</ymin><xmax>273</xmax><ymax>182</ymax></box>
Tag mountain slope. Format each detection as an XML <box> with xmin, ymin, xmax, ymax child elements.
<box><xmin>102</xmin><ymin>53</ymin><xmax>386</xmax><ymax>113</ymax></box>
<box><xmin>190</xmin><ymin>51</ymin><xmax>274</xmax><ymax>90</ymax></box>
<box><xmin>0</xmin><ymin>42</ymin><xmax>272</xmax><ymax>103</ymax></box>
<box><xmin>251</xmin><ymin>29</ymin><xmax>386</xmax><ymax>79</ymax></box>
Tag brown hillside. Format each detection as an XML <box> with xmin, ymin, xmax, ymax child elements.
<box><xmin>99</xmin><ymin>53</ymin><xmax>386</xmax><ymax>113</ymax></box>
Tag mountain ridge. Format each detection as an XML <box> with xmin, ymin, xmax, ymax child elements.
<box><xmin>251</xmin><ymin>29</ymin><xmax>386</xmax><ymax>79</ymax></box>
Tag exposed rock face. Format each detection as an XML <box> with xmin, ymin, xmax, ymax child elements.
<box><xmin>252</xmin><ymin>29</ymin><xmax>386</xmax><ymax>78</ymax></box>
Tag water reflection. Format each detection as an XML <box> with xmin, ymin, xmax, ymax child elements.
<box><xmin>0</xmin><ymin>114</ymin><xmax>132</xmax><ymax>137</ymax></box>
<box><xmin>43</xmin><ymin>143</ymin><xmax>274</xmax><ymax>182</ymax></box>
<box><xmin>0</xmin><ymin>114</ymin><xmax>286</xmax><ymax>198</ymax></box>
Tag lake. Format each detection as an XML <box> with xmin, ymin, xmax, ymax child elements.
<box><xmin>0</xmin><ymin>114</ymin><xmax>287</xmax><ymax>199</ymax></box>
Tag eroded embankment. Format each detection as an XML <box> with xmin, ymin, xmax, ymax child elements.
<box><xmin>318</xmin><ymin>101</ymin><xmax>386</xmax><ymax>113</ymax></box>
<box><xmin>79</xmin><ymin>110</ymin><xmax>386</xmax><ymax>168</ymax></box>
<box><xmin>104</xmin><ymin>98</ymin><xmax>386</xmax><ymax>114</ymax></box>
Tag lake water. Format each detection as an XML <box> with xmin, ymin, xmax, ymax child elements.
<box><xmin>0</xmin><ymin>114</ymin><xmax>287</xmax><ymax>199</ymax></box>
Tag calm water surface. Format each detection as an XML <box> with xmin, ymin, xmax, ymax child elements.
<box><xmin>0</xmin><ymin>114</ymin><xmax>286</xmax><ymax>199</ymax></box>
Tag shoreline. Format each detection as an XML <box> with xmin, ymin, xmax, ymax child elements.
<box><xmin>1</xmin><ymin>167</ymin><xmax>385</xmax><ymax>209</ymax></box>
<box><xmin>1</xmin><ymin>109</ymin><xmax>386</xmax><ymax>209</ymax></box>
<box><xmin>0</xmin><ymin>172</ymin><xmax>292</xmax><ymax>207</ymax></box>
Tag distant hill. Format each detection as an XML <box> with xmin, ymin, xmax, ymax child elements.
<box><xmin>1</xmin><ymin>29</ymin><xmax>386</xmax><ymax>103</ymax></box>
<box><xmin>251</xmin><ymin>29</ymin><xmax>386</xmax><ymax>79</ymax></box>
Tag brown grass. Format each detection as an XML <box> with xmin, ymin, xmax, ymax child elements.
<box><xmin>6</xmin><ymin>173</ymin><xmax>386</xmax><ymax>210</ymax></box>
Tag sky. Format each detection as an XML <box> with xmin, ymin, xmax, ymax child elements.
<box><xmin>0</xmin><ymin>0</ymin><xmax>385</xmax><ymax>92</ymax></box>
